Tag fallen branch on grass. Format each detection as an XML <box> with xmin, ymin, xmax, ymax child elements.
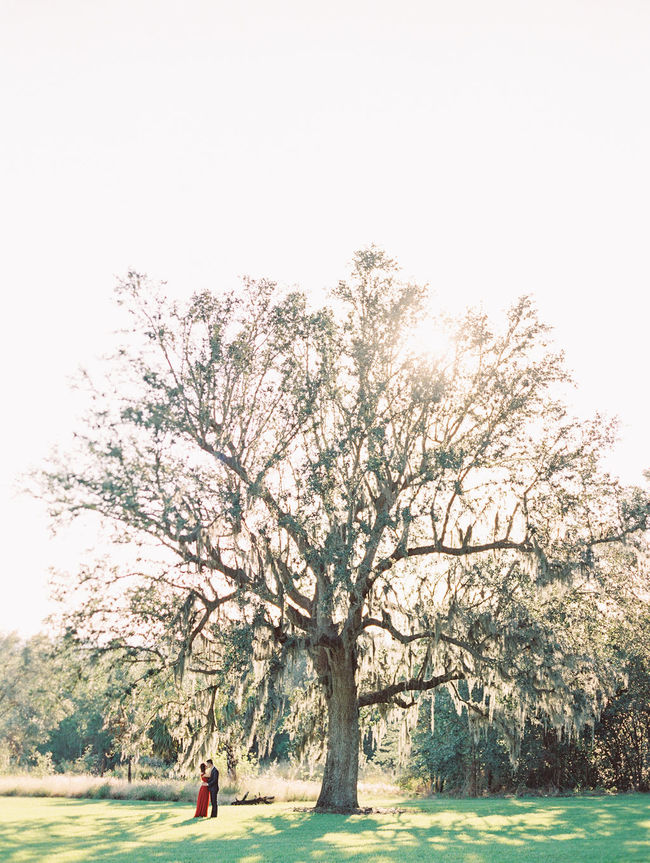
<box><xmin>232</xmin><ymin>791</ymin><xmax>275</xmax><ymax>805</ymax></box>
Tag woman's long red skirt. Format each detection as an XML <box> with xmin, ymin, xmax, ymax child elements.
<box><xmin>194</xmin><ymin>784</ymin><xmax>209</xmax><ymax>817</ymax></box>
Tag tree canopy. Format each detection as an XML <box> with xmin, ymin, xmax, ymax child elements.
<box><xmin>43</xmin><ymin>248</ymin><xmax>649</xmax><ymax>810</ymax></box>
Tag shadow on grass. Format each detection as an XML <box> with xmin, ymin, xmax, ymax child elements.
<box><xmin>2</xmin><ymin>795</ymin><xmax>650</xmax><ymax>863</ymax></box>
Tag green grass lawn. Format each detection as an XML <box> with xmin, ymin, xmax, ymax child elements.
<box><xmin>2</xmin><ymin>794</ymin><xmax>650</xmax><ymax>863</ymax></box>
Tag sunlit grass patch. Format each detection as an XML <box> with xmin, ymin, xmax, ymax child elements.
<box><xmin>1</xmin><ymin>795</ymin><xmax>649</xmax><ymax>862</ymax></box>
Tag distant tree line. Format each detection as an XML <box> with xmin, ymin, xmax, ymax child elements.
<box><xmin>0</xmin><ymin>633</ymin><xmax>178</xmax><ymax>780</ymax></box>
<box><xmin>2</xmin><ymin>617</ymin><xmax>650</xmax><ymax>794</ymax></box>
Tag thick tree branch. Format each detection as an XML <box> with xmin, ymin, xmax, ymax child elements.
<box><xmin>373</xmin><ymin>536</ymin><xmax>535</xmax><ymax>577</ymax></box>
<box><xmin>185</xmin><ymin>589</ymin><xmax>239</xmax><ymax>653</ymax></box>
<box><xmin>254</xmin><ymin>533</ymin><xmax>314</xmax><ymax>618</ymax></box>
<box><xmin>358</xmin><ymin>668</ymin><xmax>464</xmax><ymax>708</ymax></box>
<box><xmin>361</xmin><ymin>614</ymin><xmax>502</xmax><ymax>671</ymax></box>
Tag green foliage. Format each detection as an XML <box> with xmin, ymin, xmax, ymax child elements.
<box><xmin>0</xmin><ymin>631</ymin><xmax>184</xmax><ymax>779</ymax></box>
<box><xmin>45</xmin><ymin>670</ymin><xmax>116</xmax><ymax>773</ymax></box>
<box><xmin>592</xmin><ymin>654</ymin><xmax>650</xmax><ymax>791</ymax></box>
<box><xmin>0</xmin><ymin>633</ymin><xmax>72</xmax><ymax>767</ymax></box>
<box><xmin>407</xmin><ymin>687</ymin><xmax>512</xmax><ymax>795</ymax></box>
<box><xmin>405</xmin><ymin>633</ymin><xmax>650</xmax><ymax>796</ymax></box>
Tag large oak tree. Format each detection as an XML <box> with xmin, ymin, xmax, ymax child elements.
<box><xmin>43</xmin><ymin>249</ymin><xmax>648</xmax><ymax>810</ymax></box>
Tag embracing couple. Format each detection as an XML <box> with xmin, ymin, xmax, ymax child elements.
<box><xmin>194</xmin><ymin>759</ymin><xmax>219</xmax><ymax>818</ymax></box>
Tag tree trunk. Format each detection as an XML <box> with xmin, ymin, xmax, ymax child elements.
<box><xmin>469</xmin><ymin>740</ymin><xmax>478</xmax><ymax>797</ymax></box>
<box><xmin>315</xmin><ymin>643</ymin><xmax>360</xmax><ymax>812</ymax></box>
<box><xmin>225</xmin><ymin>737</ymin><xmax>238</xmax><ymax>782</ymax></box>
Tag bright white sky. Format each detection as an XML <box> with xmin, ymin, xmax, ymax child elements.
<box><xmin>1</xmin><ymin>0</ymin><xmax>649</xmax><ymax>637</ymax></box>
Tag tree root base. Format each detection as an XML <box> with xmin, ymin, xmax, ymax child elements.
<box><xmin>294</xmin><ymin>806</ymin><xmax>409</xmax><ymax>815</ymax></box>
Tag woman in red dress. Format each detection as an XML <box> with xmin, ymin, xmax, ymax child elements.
<box><xmin>194</xmin><ymin>763</ymin><xmax>210</xmax><ymax>817</ymax></box>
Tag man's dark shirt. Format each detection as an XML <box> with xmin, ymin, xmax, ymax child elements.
<box><xmin>207</xmin><ymin>766</ymin><xmax>219</xmax><ymax>791</ymax></box>
<box><xmin>207</xmin><ymin>765</ymin><xmax>219</xmax><ymax>817</ymax></box>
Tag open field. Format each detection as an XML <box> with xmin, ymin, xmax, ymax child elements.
<box><xmin>1</xmin><ymin>795</ymin><xmax>650</xmax><ymax>863</ymax></box>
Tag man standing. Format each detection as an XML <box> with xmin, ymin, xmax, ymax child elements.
<box><xmin>206</xmin><ymin>758</ymin><xmax>219</xmax><ymax>818</ymax></box>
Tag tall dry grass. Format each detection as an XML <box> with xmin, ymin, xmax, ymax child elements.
<box><xmin>0</xmin><ymin>766</ymin><xmax>402</xmax><ymax>804</ymax></box>
<box><xmin>0</xmin><ymin>774</ymin><xmax>203</xmax><ymax>803</ymax></box>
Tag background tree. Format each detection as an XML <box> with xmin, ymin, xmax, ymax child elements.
<box><xmin>593</xmin><ymin>654</ymin><xmax>650</xmax><ymax>791</ymax></box>
<box><xmin>590</xmin><ymin>550</ymin><xmax>650</xmax><ymax>792</ymax></box>
<box><xmin>408</xmin><ymin>686</ymin><xmax>512</xmax><ymax>795</ymax></box>
<box><xmin>44</xmin><ymin>655</ymin><xmax>117</xmax><ymax>775</ymax></box>
<box><xmin>0</xmin><ymin>630</ymin><xmax>183</xmax><ymax>777</ymax></box>
<box><xmin>406</xmin><ymin>540</ymin><xmax>650</xmax><ymax>795</ymax></box>
<box><xmin>99</xmin><ymin>663</ymin><xmax>167</xmax><ymax>783</ymax></box>
<box><xmin>42</xmin><ymin>249</ymin><xmax>649</xmax><ymax>810</ymax></box>
<box><xmin>0</xmin><ymin>633</ymin><xmax>71</xmax><ymax>769</ymax></box>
